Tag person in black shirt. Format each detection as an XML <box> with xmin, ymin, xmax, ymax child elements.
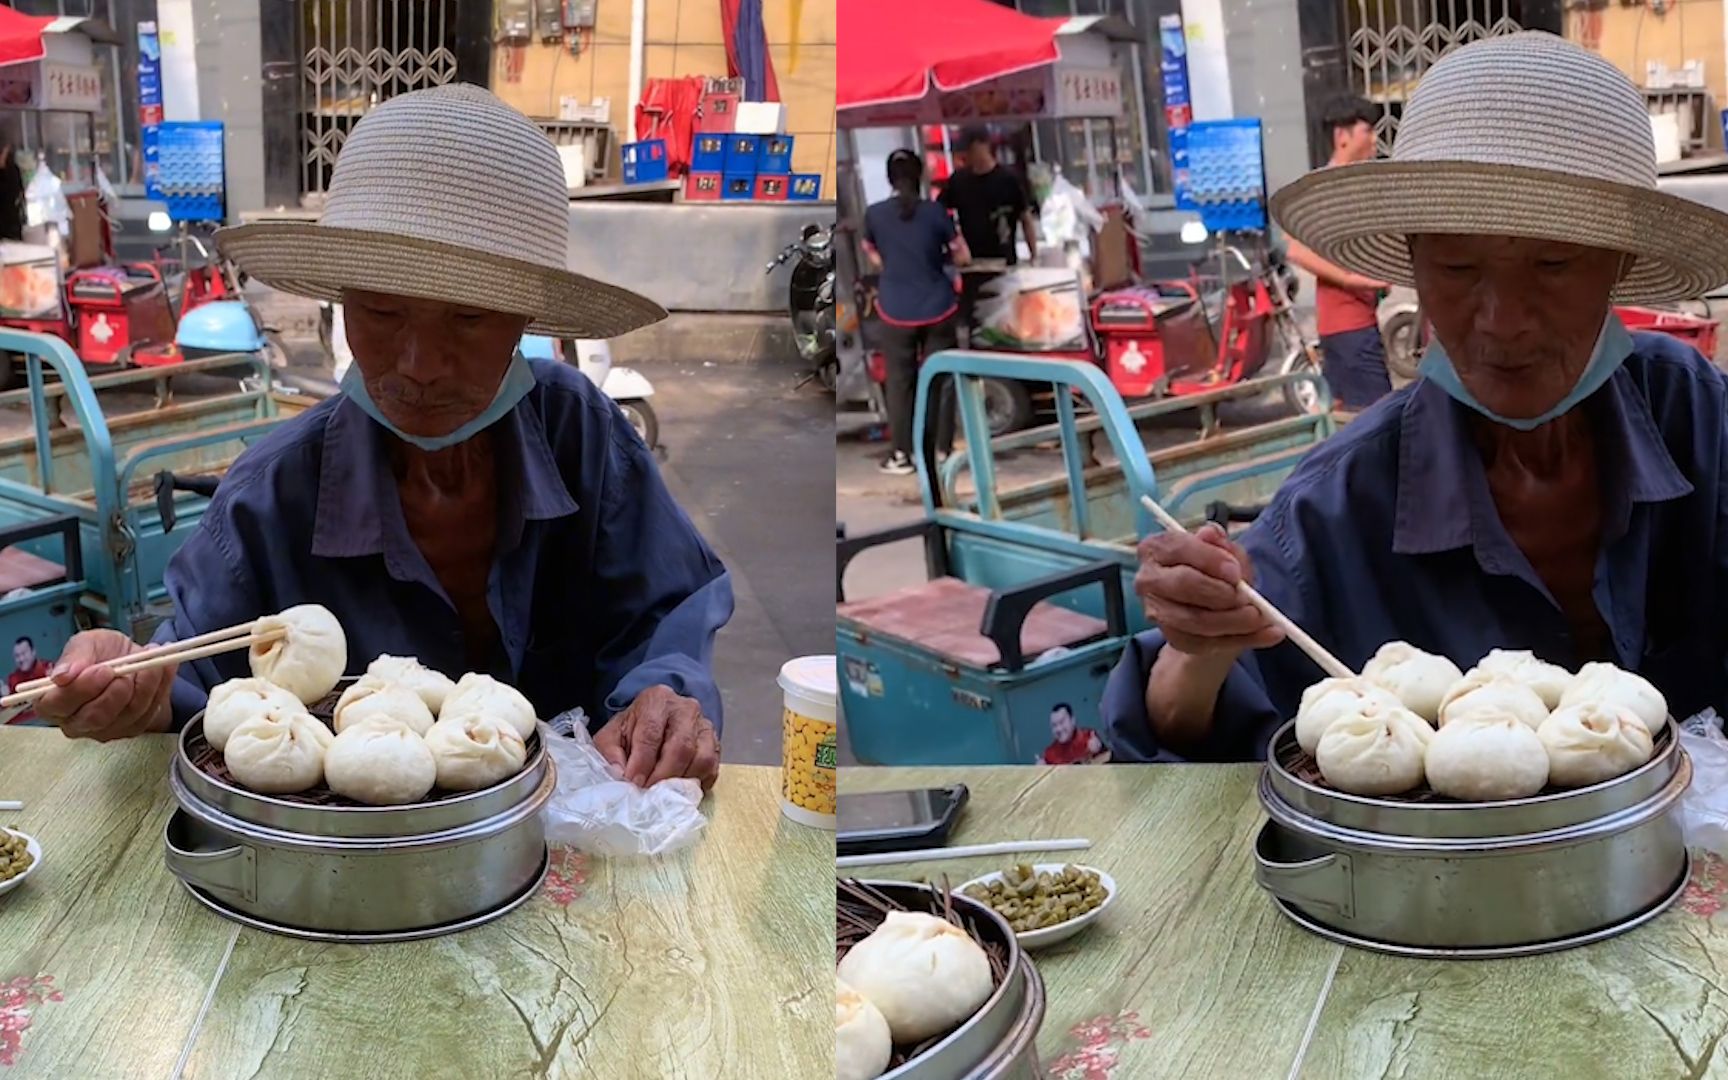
<box><xmin>939</xmin><ymin>127</ymin><xmax>1037</xmax><ymax>343</ymax></box>
<box><xmin>863</xmin><ymin>150</ymin><xmax>970</xmax><ymax>476</ymax></box>
<box><xmin>940</xmin><ymin>127</ymin><xmax>1037</xmax><ymax>264</ymax></box>
<box><xmin>0</xmin><ymin>145</ymin><xmax>25</xmax><ymax>242</ymax></box>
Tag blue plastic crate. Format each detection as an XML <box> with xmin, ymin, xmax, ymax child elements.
<box><xmin>756</xmin><ymin>134</ymin><xmax>794</xmax><ymax>175</ymax></box>
<box><xmin>724</xmin><ymin>134</ymin><xmax>761</xmax><ymax>174</ymax></box>
<box><xmin>692</xmin><ymin>133</ymin><xmax>728</xmax><ymax>172</ymax></box>
<box><xmin>787</xmin><ymin>173</ymin><xmax>822</xmax><ymax>201</ymax></box>
<box><xmin>621</xmin><ymin>139</ymin><xmax>669</xmax><ymax>184</ymax></box>
<box><xmin>1183</xmin><ymin>119</ymin><xmax>1266</xmax><ymax>232</ymax></box>
<box><xmin>720</xmin><ymin>173</ymin><xmax>757</xmax><ymax>201</ymax></box>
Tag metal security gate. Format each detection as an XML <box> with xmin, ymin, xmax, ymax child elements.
<box><xmin>1347</xmin><ymin>1</ymin><xmax>1525</xmax><ymax>155</ymax></box>
<box><xmin>298</xmin><ymin>0</ymin><xmax>460</xmax><ymax>200</ymax></box>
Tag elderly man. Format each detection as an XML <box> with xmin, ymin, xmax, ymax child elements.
<box><xmin>35</xmin><ymin>85</ymin><xmax>731</xmax><ymax>788</ymax></box>
<box><xmin>1102</xmin><ymin>32</ymin><xmax>1728</xmax><ymax>761</ymax></box>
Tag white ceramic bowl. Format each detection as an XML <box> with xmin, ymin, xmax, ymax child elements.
<box><xmin>959</xmin><ymin>863</ymin><xmax>1117</xmax><ymax>950</ymax></box>
<box><xmin>0</xmin><ymin>828</ymin><xmax>39</xmax><ymax>898</ymax></box>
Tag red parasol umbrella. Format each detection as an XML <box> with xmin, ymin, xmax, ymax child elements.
<box><xmin>0</xmin><ymin>9</ymin><xmax>57</xmax><ymax>69</ymax></box>
<box><xmin>838</xmin><ymin>0</ymin><xmax>1067</xmax><ymax>111</ymax></box>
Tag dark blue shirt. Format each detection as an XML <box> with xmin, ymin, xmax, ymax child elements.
<box><xmin>1102</xmin><ymin>333</ymin><xmax>1727</xmax><ymax>762</ymax></box>
<box><xmin>154</xmin><ymin>358</ymin><xmax>734</xmax><ymax>734</ymax></box>
<box><xmin>864</xmin><ymin>197</ymin><xmax>958</xmax><ymax>326</ymax></box>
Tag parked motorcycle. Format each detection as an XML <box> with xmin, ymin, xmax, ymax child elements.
<box><xmin>319</xmin><ymin>302</ymin><xmax>660</xmax><ymax>449</ymax></box>
<box><xmin>766</xmin><ymin>222</ymin><xmax>836</xmax><ymax>391</ymax></box>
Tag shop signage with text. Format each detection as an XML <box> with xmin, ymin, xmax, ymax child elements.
<box><xmin>38</xmin><ymin>64</ymin><xmax>102</xmax><ymax>112</ymax></box>
<box><xmin>1054</xmin><ymin>67</ymin><xmax>1125</xmax><ymax>119</ymax></box>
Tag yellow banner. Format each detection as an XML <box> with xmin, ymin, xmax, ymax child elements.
<box><xmin>788</xmin><ymin>0</ymin><xmax>803</xmax><ymax>74</ymax></box>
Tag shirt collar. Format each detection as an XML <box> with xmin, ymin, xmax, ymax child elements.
<box><xmin>1392</xmin><ymin>364</ymin><xmax>1693</xmax><ymax>557</ymax></box>
<box><xmin>312</xmin><ymin>391</ymin><xmax>578</xmax><ymax>560</ymax></box>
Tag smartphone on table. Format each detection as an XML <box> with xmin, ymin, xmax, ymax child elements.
<box><xmin>837</xmin><ymin>784</ymin><xmax>969</xmax><ymax>858</ymax></box>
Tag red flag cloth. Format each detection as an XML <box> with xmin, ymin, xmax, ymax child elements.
<box><xmin>635</xmin><ymin>76</ymin><xmax>706</xmax><ymax>176</ymax></box>
<box><xmin>838</xmin><ymin>0</ymin><xmax>1065</xmax><ymax>110</ymax></box>
<box><xmin>720</xmin><ymin>0</ymin><xmax>781</xmax><ymax>102</ymax></box>
<box><xmin>0</xmin><ymin>9</ymin><xmax>55</xmax><ymax>69</ymax></box>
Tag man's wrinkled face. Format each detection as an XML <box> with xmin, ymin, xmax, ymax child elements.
<box><xmin>1051</xmin><ymin>707</ymin><xmax>1075</xmax><ymax>742</ymax></box>
<box><xmin>12</xmin><ymin>642</ymin><xmax>31</xmax><ymax>671</ymax></box>
<box><xmin>342</xmin><ymin>288</ymin><xmax>531</xmax><ymax>439</ymax></box>
<box><xmin>1410</xmin><ymin>234</ymin><xmax>1625</xmax><ymax>421</ymax></box>
<box><xmin>963</xmin><ymin>142</ymin><xmax>994</xmax><ymax>172</ymax></box>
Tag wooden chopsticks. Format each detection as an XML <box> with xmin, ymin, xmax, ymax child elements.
<box><xmin>1139</xmin><ymin>494</ymin><xmax>1356</xmax><ymax>679</ymax></box>
<box><xmin>0</xmin><ymin>620</ymin><xmax>285</xmax><ymax>709</ymax></box>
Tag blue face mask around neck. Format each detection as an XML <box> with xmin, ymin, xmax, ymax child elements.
<box><xmin>1418</xmin><ymin>314</ymin><xmax>1634</xmax><ymax>431</ymax></box>
<box><xmin>341</xmin><ymin>352</ymin><xmax>537</xmax><ymax>451</ymax></box>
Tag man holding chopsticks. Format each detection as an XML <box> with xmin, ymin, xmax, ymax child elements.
<box><xmin>31</xmin><ymin>86</ymin><xmax>729</xmax><ymax>789</ymax></box>
<box><xmin>1104</xmin><ymin>34</ymin><xmax>1728</xmax><ymax>760</ymax></box>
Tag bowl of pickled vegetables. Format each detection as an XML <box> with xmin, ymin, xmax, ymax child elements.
<box><xmin>0</xmin><ymin>828</ymin><xmax>38</xmax><ymax>898</ymax></box>
<box><xmin>958</xmin><ymin>863</ymin><xmax>1116</xmax><ymax>950</ymax></box>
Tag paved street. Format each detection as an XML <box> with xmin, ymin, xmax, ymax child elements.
<box><xmin>0</xmin><ymin>352</ymin><xmax>832</xmax><ymax>767</ymax></box>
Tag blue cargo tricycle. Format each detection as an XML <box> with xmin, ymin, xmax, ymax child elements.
<box><xmin>836</xmin><ymin>350</ymin><xmax>1334</xmax><ymax>765</ymax></box>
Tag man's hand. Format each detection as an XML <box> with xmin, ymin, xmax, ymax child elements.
<box><xmin>1134</xmin><ymin>523</ymin><xmax>1284</xmax><ymax>658</ymax></box>
<box><xmin>593</xmin><ymin>685</ymin><xmax>720</xmax><ymax>791</ymax></box>
<box><xmin>35</xmin><ymin>630</ymin><xmax>176</xmax><ymax>742</ymax></box>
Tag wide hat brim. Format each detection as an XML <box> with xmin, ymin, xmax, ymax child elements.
<box><xmin>216</xmin><ymin>222</ymin><xmax>668</xmax><ymax>339</ymax></box>
<box><xmin>1271</xmin><ymin>160</ymin><xmax>1728</xmax><ymax>305</ymax></box>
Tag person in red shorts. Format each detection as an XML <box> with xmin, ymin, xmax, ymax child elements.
<box><xmin>1286</xmin><ymin>96</ymin><xmax>1393</xmax><ymax>411</ymax></box>
<box><xmin>5</xmin><ymin>637</ymin><xmax>51</xmax><ymax>725</ymax></box>
<box><xmin>1036</xmin><ymin>703</ymin><xmax>1110</xmax><ymax>765</ymax></box>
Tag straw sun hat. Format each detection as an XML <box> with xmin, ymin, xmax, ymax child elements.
<box><xmin>217</xmin><ymin>83</ymin><xmax>666</xmax><ymax>339</ymax></box>
<box><xmin>1272</xmin><ymin>31</ymin><xmax>1728</xmax><ymax>304</ymax></box>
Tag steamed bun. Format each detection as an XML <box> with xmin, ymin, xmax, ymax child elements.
<box><xmin>1559</xmin><ymin>663</ymin><xmax>1667</xmax><ymax>735</ymax></box>
<box><xmin>204</xmin><ymin>677</ymin><xmax>304</xmax><ymax>751</ymax></box>
<box><xmin>1296</xmin><ymin>677</ymin><xmax>1404</xmax><ymax>755</ymax></box>
<box><xmin>441</xmin><ymin>673</ymin><xmax>536</xmax><ymax>740</ymax></box>
<box><xmin>333</xmin><ymin>681</ymin><xmax>436</xmax><ymax>736</ymax></box>
<box><xmin>1424</xmin><ymin>711</ymin><xmax>1549</xmax><ymax>801</ymax></box>
<box><xmin>323</xmin><ymin>720</ymin><xmax>437</xmax><ymax>806</ymax></box>
<box><xmin>837</xmin><ymin>977</ymin><xmax>893</xmax><ymax>1080</ymax></box>
<box><xmin>1314</xmin><ymin>700</ymin><xmax>1432</xmax><ymax>796</ymax></box>
<box><xmin>836</xmin><ymin>911</ymin><xmax>994</xmax><ymax>1045</ymax></box>
<box><xmin>1438</xmin><ymin>670</ymin><xmax>1549</xmax><ymax>731</ymax></box>
<box><xmin>424</xmin><ymin>713</ymin><xmax>527</xmax><ymax>791</ymax></box>
<box><xmin>1474</xmin><ymin>649</ymin><xmax>1573</xmax><ymax>710</ymax></box>
<box><xmin>250</xmin><ymin>604</ymin><xmax>347</xmax><ymax>704</ymax></box>
<box><xmin>364</xmin><ymin>654</ymin><xmax>455</xmax><ymax>715</ymax></box>
<box><xmin>1362</xmin><ymin>642</ymin><xmax>1461</xmax><ymax>724</ymax></box>
<box><xmin>223</xmin><ymin>710</ymin><xmax>333</xmax><ymax>794</ymax></box>
<box><xmin>1539</xmin><ymin>703</ymin><xmax>1655</xmax><ymax>787</ymax></box>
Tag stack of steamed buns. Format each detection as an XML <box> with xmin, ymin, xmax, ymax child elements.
<box><xmin>201</xmin><ymin>605</ymin><xmax>537</xmax><ymax>805</ymax></box>
<box><xmin>1296</xmin><ymin>643</ymin><xmax>1666</xmax><ymax>801</ymax></box>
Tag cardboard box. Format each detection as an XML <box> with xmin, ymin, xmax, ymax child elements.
<box><xmin>685</xmin><ymin>172</ymin><xmax>723</xmax><ymax>201</ymax></box>
<box><xmin>753</xmin><ymin>174</ymin><xmax>789</xmax><ymax>201</ymax></box>
<box><xmin>734</xmin><ymin>101</ymin><xmax>787</xmax><ymax>134</ymax></box>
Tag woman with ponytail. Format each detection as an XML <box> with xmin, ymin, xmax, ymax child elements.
<box><xmin>862</xmin><ymin>149</ymin><xmax>969</xmax><ymax>475</ymax></box>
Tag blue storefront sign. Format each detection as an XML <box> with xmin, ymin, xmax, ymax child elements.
<box><xmin>138</xmin><ymin>22</ymin><xmax>163</xmax><ymax>199</ymax></box>
<box><xmin>1159</xmin><ymin>13</ymin><xmax>1196</xmax><ymax>211</ymax></box>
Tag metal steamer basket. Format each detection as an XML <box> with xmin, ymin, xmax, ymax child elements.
<box><xmin>164</xmin><ymin>699</ymin><xmax>555</xmax><ymax>942</ymax></box>
<box><xmin>859</xmin><ymin>881</ymin><xmax>1047</xmax><ymax>1080</ymax></box>
<box><xmin>1253</xmin><ymin>720</ymin><xmax>1693</xmax><ymax>958</ymax></box>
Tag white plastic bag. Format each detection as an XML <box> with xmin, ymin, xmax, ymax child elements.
<box><xmin>1678</xmin><ymin>709</ymin><xmax>1728</xmax><ymax>854</ymax></box>
<box><xmin>538</xmin><ymin>707</ymin><xmax>709</xmax><ymax>857</ymax></box>
<box><xmin>24</xmin><ymin>164</ymin><xmax>66</xmax><ymax>230</ymax></box>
